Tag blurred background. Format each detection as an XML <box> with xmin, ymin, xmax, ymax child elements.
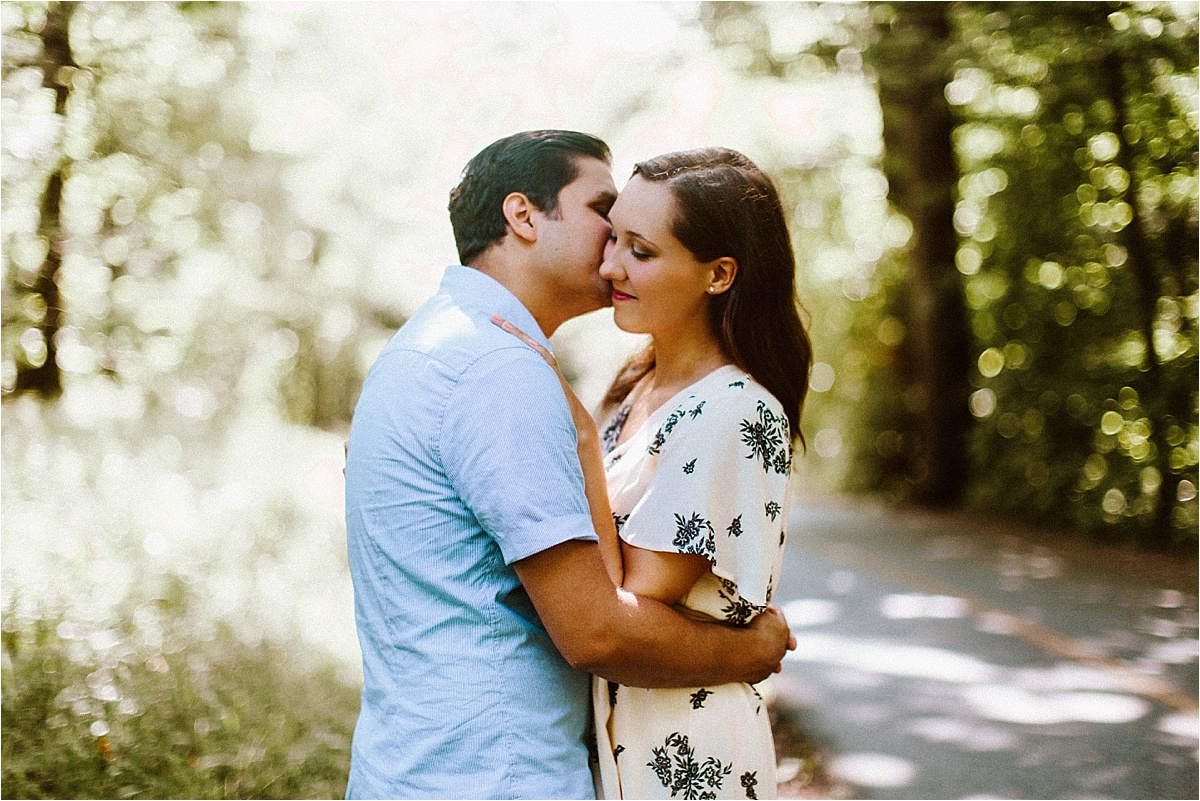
<box><xmin>2</xmin><ymin>2</ymin><xmax>1196</xmax><ymax>798</ymax></box>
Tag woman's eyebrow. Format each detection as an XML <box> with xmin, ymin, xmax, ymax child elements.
<box><xmin>624</xmin><ymin>229</ymin><xmax>657</xmax><ymax>249</ymax></box>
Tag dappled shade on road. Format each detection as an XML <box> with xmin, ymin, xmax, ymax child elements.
<box><xmin>771</xmin><ymin>503</ymin><xmax>1198</xmax><ymax>799</ymax></box>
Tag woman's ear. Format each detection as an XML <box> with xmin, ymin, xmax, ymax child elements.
<box><xmin>502</xmin><ymin>192</ymin><xmax>538</xmax><ymax>244</ymax></box>
<box><xmin>707</xmin><ymin>257</ymin><xmax>738</xmax><ymax>295</ymax></box>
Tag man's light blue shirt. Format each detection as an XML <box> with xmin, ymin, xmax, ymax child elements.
<box><xmin>344</xmin><ymin>265</ymin><xmax>598</xmax><ymax>800</ymax></box>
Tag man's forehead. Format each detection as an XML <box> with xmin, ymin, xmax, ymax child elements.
<box><xmin>568</xmin><ymin>157</ymin><xmax>618</xmax><ymax>197</ymax></box>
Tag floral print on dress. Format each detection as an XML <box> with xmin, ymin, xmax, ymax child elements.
<box><xmin>593</xmin><ymin>367</ymin><xmax>790</xmax><ymax>800</ymax></box>
<box><xmin>648</xmin><ymin>408</ymin><xmax>687</xmax><ymax>455</ymax></box>
<box><xmin>726</xmin><ymin>515</ymin><xmax>743</xmax><ymax>538</ymax></box>
<box><xmin>739</xmin><ymin>400</ymin><xmax>792</xmax><ymax>475</ymax></box>
<box><xmin>716</xmin><ymin>576</ymin><xmax>764</xmax><ymax>626</ymax></box>
<box><xmin>674</xmin><ymin>513</ymin><xmax>716</xmax><ymax>559</ymax></box>
<box><xmin>602</xmin><ymin>404</ymin><xmax>631</xmax><ymax>454</ymax></box>
<box><xmin>648</xmin><ymin>732</ymin><xmax>733</xmax><ymax>800</ymax></box>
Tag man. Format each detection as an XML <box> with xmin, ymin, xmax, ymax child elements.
<box><xmin>344</xmin><ymin>130</ymin><xmax>793</xmax><ymax>799</ymax></box>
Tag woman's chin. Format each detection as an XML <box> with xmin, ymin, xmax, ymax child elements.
<box><xmin>610</xmin><ymin>312</ymin><xmax>646</xmax><ymax>335</ymax></box>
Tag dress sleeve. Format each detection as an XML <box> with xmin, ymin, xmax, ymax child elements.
<box><xmin>618</xmin><ymin>386</ymin><xmax>792</xmax><ymax>607</ymax></box>
<box><xmin>441</xmin><ymin>347</ymin><xmax>598</xmax><ymax>565</ymax></box>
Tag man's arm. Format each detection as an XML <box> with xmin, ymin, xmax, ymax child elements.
<box><xmin>443</xmin><ymin>343</ymin><xmax>792</xmax><ymax>687</ymax></box>
<box><xmin>513</xmin><ymin>539</ymin><xmax>792</xmax><ymax>688</ymax></box>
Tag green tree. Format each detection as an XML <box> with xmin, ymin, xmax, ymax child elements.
<box><xmin>3</xmin><ymin>0</ymin><xmax>76</xmax><ymax>397</ymax></box>
<box><xmin>951</xmin><ymin>2</ymin><xmax>1198</xmax><ymax>544</ymax></box>
<box><xmin>867</xmin><ymin>2</ymin><xmax>973</xmax><ymax>507</ymax></box>
<box><xmin>702</xmin><ymin>1</ymin><xmax>1199</xmax><ymax>545</ymax></box>
<box><xmin>702</xmin><ymin>1</ymin><xmax>973</xmax><ymax>506</ymax></box>
<box><xmin>2</xmin><ymin>1</ymin><xmax>396</xmax><ymax>430</ymax></box>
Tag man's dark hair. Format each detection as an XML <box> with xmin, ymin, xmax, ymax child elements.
<box><xmin>448</xmin><ymin>130</ymin><xmax>611</xmax><ymax>265</ymax></box>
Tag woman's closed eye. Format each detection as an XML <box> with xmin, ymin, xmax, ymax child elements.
<box><xmin>609</xmin><ymin>232</ymin><xmax>653</xmax><ymax>262</ymax></box>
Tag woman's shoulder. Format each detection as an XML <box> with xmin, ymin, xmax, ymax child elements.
<box><xmin>693</xmin><ymin>368</ymin><xmax>787</xmax><ymax>422</ymax></box>
<box><xmin>690</xmin><ymin>370</ymin><xmax>793</xmax><ymax>474</ymax></box>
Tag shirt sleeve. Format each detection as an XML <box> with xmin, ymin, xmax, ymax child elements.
<box><xmin>440</xmin><ymin>346</ymin><xmax>598</xmax><ymax>565</ymax></box>
<box><xmin>618</xmin><ymin>387</ymin><xmax>792</xmax><ymax>607</ymax></box>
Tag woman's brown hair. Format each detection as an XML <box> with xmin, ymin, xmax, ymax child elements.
<box><xmin>601</xmin><ymin>148</ymin><xmax>813</xmax><ymax>445</ymax></box>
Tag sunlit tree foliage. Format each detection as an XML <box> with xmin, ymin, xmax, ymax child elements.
<box><xmin>703</xmin><ymin>1</ymin><xmax>1198</xmax><ymax>546</ymax></box>
<box><xmin>950</xmin><ymin>3</ymin><xmax>1198</xmax><ymax>544</ymax></box>
<box><xmin>4</xmin><ymin>0</ymin><xmax>1195</xmax><ymax>550</ymax></box>
<box><xmin>2</xmin><ymin>1</ymin><xmax>394</xmax><ymax>430</ymax></box>
<box><xmin>701</xmin><ymin>2</ymin><xmax>974</xmax><ymax>509</ymax></box>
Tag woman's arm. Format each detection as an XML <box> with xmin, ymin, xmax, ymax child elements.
<box><xmin>620</xmin><ymin>541</ymin><xmax>711</xmax><ymax>606</ymax></box>
<box><xmin>513</xmin><ymin>539</ymin><xmax>793</xmax><ymax>688</ymax></box>
<box><xmin>492</xmin><ymin>315</ymin><xmax>623</xmax><ymax>586</ymax></box>
<box><xmin>574</xmin><ymin>418</ymin><xmax>623</xmax><ymax>586</ymax></box>
<box><xmin>490</xmin><ymin>316</ymin><xmax>796</xmax><ymax>687</ymax></box>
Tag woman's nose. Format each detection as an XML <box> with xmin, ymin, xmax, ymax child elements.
<box><xmin>599</xmin><ymin>240</ymin><xmax>621</xmax><ymax>279</ymax></box>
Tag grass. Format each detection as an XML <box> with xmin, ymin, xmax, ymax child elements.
<box><xmin>2</xmin><ymin>404</ymin><xmax>363</xmax><ymax>798</ymax></box>
<box><xmin>2</xmin><ymin>608</ymin><xmax>360</xmax><ymax>800</ymax></box>
<box><xmin>3</xmin><ymin>603</ymin><xmax>840</xmax><ymax>800</ymax></box>
<box><xmin>0</xmin><ymin>402</ymin><xmax>833</xmax><ymax>799</ymax></box>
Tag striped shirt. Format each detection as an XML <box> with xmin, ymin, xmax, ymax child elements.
<box><xmin>344</xmin><ymin>265</ymin><xmax>598</xmax><ymax>799</ymax></box>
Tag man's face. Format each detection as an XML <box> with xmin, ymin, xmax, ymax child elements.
<box><xmin>534</xmin><ymin>157</ymin><xmax>619</xmax><ymax>315</ymax></box>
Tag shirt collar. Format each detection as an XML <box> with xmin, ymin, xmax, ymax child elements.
<box><xmin>439</xmin><ymin>265</ymin><xmax>553</xmax><ymax>351</ymax></box>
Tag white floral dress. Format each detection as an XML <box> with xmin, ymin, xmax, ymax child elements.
<box><xmin>592</xmin><ymin>365</ymin><xmax>792</xmax><ymax>800</ymax></box>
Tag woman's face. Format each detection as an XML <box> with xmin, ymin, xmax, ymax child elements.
<box><xmin>599</xmin><ymin>176</ymin><xmax>718</xmax><ymax>340</ymax></box>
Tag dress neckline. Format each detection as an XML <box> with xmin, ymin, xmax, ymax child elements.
<box><xmin>607</xmin><ymin>364</ymin><xmax>743</xmax><ymax>457</ymax></box>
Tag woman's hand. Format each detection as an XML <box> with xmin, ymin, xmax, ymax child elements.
<box><xmin>491</xmin><ymin>313</ymin><xmax>622</xmax><ymax>586</ymax></box>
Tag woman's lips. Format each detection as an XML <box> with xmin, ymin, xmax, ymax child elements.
<box><xmin>612</xmin><ymin>289</ymin><xmax>636</xmax><ymax>302</ymax></box>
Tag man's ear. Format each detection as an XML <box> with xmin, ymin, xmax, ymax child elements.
<box><xmin>707</xmin><ymin>256</ymin><xmax>739</xmax><ymax>295</ymax></box>
<box><xmin>502</xmin><ymin>192</ymin><xmax>538</xmax><ymax>244</ymax></box>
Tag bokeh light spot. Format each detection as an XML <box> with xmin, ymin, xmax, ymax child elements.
<box><xmin>978</xmin><ymin>347</ymin><xmax>1004</xmax><ymax>378</ymax></box>
<box><xmin>809</xmin><ymin>362</ymin><xmax>835</xmax><ymax>393</ymax></box>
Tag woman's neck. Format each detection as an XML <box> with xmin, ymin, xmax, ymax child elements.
<box><xmin>644</xmin><ymin>327</ymin><xmax>731</xmax><ymax>398</ymax></box>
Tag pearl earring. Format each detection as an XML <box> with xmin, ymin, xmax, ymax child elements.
<box><xmin>707</xmin><ymin>287</ymin><xmax>715</xmax><ymax>294</ymax></box>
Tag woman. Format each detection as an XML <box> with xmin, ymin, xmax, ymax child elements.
<box><xmin>496</xmin><ymin>147</ymin><xmax>811</xmax><ymax>800</ymax></box>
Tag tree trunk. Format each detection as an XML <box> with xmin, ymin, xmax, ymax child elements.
<box><xmin>1101</xmin><ymin>46</ymin><xmax>1176</xmax><ymax>543</ymax></box>
<box><xmin>871</xmin><ymin>2</ymin><xmax>971</xmax><ymax>506</ymax></box>
<box><xmin>14</xmin><ymin>1</ymin><xmax>75</xmax><ymax>398</ymax></box>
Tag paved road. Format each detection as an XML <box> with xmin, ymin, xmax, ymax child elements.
<box><xmin>770</xmin><ymin>501</ymin><xmax>1199</xmax><ymax>800</ymax></box>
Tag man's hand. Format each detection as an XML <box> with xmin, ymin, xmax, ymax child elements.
<box><xmin>748</xmin><ymin>604</ymin><xmax>796</xmax><ymax>681</ymax></box>
<box><xmin>516</xmin><ymin>540</ymin><xmax>794</xmax><ymax>689</ymax></box>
